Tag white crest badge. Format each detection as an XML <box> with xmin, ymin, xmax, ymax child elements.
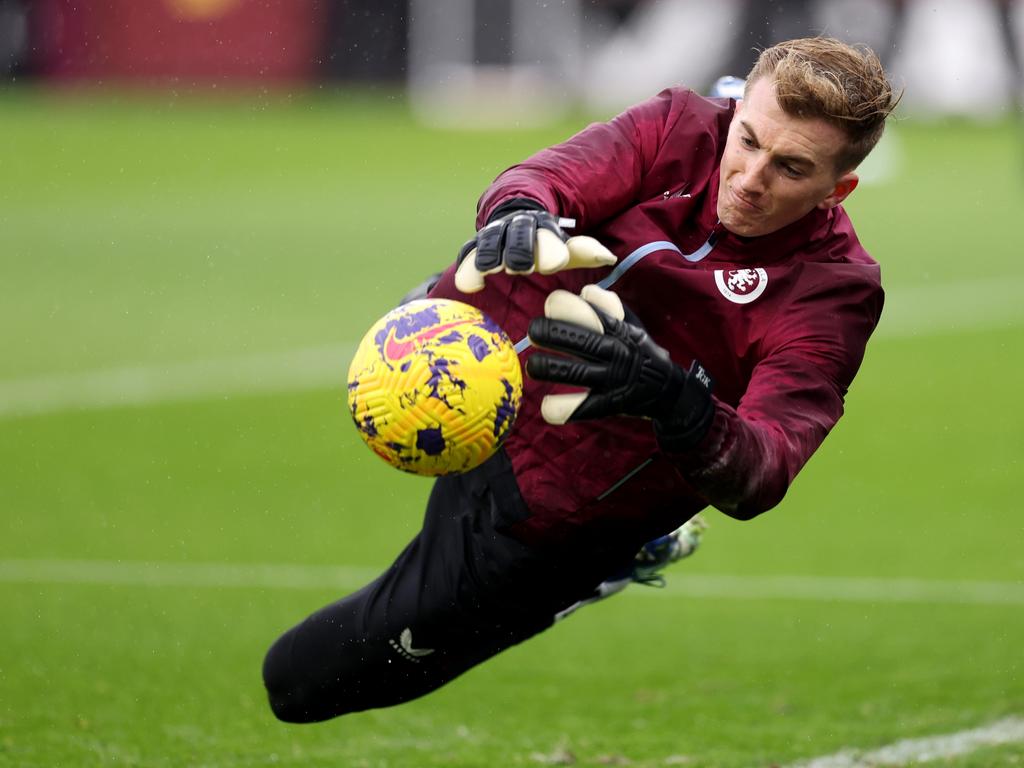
<box><xmin>714</xmin><ymin>268</ymin><xmax>768</xmax><ymax>305</ymax></box>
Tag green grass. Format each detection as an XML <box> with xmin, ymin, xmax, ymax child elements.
<box><xmin>1</xmin><ymin>90</ymin><xmax>1023</xmax><ymax>767</ymax></box>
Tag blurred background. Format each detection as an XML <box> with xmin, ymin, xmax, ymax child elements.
<box><xmin>3</xmin><ymin>0</ymin><xmax>1022</xmax><ymax>118</ymax></box>
<box><xmin>2</xmin><ymin>2</ymin><xmax>1023</xmax><ymax>767</ymax></box>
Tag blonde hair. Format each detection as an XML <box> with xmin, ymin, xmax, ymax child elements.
<box><xmin>746</xmin><ymin>37</ymin><xmax>900</xmax><ymax>171</ymax></box>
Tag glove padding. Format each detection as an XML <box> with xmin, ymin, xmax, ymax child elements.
<box><xmin>526</xmin><ymin>286</ymin><xmax>715</xmax><ymax>450</ymax></box>
<box><xmin>455</xmin><ymin>204</ymin><xmax>616</xmax><ymax>294</ymax></box>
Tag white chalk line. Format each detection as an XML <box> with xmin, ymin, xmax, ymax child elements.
<box><xmin>1</xmin><ymin>558</ymin><xmax>1022</xmax><ymax>607</ymax></box>
<box><xmin>0</xmin><ymin>342</ymin><xmax>355</xmax><ymax>419</ymax></box>
<box><xmin>657</xmin><ymin>573</ymin><xmax>1024</xmax><ymax>606</ymax></box>
<box><xmin>0</xmin><ymin>275</ymin><xmax>1021</xmax><ymax>420</ymax></box>
<box><xmin>0</xmin><ymin>558</ymin><xmax>379</xmax><ymax>591</ymax></box>
<box><xmin>783</xmin><ymin>716</ymin><xmax>1024</xmax><ymax>768</ymax></box>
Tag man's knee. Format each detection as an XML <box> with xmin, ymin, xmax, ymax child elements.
<box><xmin>262</xmin><ymin>630</ymin><xmax>347</xmax><ymax>724</ymax></box>
<box><xmin>264</xmin><ymin>680</ymin><xmax>326</xmax><ymax>724</ymax></box>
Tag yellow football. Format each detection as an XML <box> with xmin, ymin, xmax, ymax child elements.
<box><xmin>346</xmin><ymin>299</ymin><xmax>523</xmax><ymax>476</ymax></box>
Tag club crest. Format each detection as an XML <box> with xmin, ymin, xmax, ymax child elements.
<box><xmin>714</xmin><ymin>268</ymin><xmax>768</xmax><ymax>304</ymax></box>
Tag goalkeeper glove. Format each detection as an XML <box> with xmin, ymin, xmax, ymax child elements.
<box><xmin>526</xmin><ymin>285</ymin><xmax>715</xmax><ymax>450</ymax></box>
<box><xmin>455</xmin><ymin>198</ymin><xmax>617</xmax><ymax>294</ymax></box>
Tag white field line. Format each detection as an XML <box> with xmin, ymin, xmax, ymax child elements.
<box><xmin>783</xmin><ymin>716</ymin><xmax>1024</xmax><ymax>768</ymax></box>
<box><xmin>655</xmin><ymin>573</ymin><xmax>1024</xmax><ymax>606</ymax></box>
<box><xmin>1</xmin><ymin>558</ymin><xmax>1023</xmax><ymax>607</ymax></box>
<box><xmin>0</xmin><ymin>275</ymin><xmax>1021</xmax><ymax>420</ymax></box>
<box><xmin>0</xmin><ymin>342</ymin><xmax>355</xmax><ymax>420</ymax></box>
<box><xmin>0</xmin><ymin>558</ymin><xmax>380</xmax><ymax>590</ymax></box>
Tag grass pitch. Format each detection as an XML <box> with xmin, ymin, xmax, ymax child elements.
<box><xmin>1</xmin><ymin>90</ymin><xmax>1022</xmax><ymax>767</ymax></box>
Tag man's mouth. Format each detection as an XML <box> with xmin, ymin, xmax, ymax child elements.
<box><xmin>729</xmin><ymin>186</ymin><xmax>762</xmax><ymax>212</ymax></box>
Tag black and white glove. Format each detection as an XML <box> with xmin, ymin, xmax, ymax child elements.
<box><xmin>455</xmin><ymin>198</ymin><xmax>617</xmax><ymax>294</ymax></box>
<box><xmin>526</xmin><ymin>285</ymin><xmax>715</xmax><ymax>450</ymax></box>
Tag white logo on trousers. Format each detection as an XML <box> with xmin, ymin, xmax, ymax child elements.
<box><xmin>389</xmin><ymin>628</ymin><xmax>435</xmax><ymax>662</ymax></box>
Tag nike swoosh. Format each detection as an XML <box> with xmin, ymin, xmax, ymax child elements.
<box><xmin>383</xmin><ymin>320</ymin><xmax>465</xmax><ymax>362</ymax></box>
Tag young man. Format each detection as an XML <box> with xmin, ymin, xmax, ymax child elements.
<box><xmin>263</xmin><ymin>37</ymin><xmax>899</xmax><ymax>723</ymax></box>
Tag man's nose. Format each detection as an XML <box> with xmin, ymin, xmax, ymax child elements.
<box><xmin>737</xmin><ymin>156</ymin><xmax>769</xmax><ymax>195</ymax></box>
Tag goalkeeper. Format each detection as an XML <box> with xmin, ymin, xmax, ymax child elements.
<box><xmin>263</xmin><ymin>36</ymin><xmax>899</xmax><ymax>722</ymax></box>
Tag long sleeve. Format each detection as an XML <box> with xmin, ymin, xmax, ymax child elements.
<box><xmin>475</xmin><ymin>90</ymin><xmax>696</xmax><ymax>229</ymax></box>
<box><xmin>662</xmin><ymin>266</ymin><xmax>885</xmax><ymax>520</ymax></box>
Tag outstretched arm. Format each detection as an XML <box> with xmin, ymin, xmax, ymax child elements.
<box><xmin>455</xmin><ymin>90</ymin><xmax>698</xmax><ymax>293</ymax></box>
<box><xmin>527</xmin><ymin>283</ymin><xmax>882</xmax><ymax>520</ymax></box>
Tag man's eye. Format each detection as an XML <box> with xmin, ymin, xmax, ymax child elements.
<box><xmin>740</xmin><ymin>136</ymin><xmax>756</xmax><ymax>148</ymax></box>
<box><xmin>781</xmin><ymin>164</ymin><xmax>803</xmax><ymax>178</ymax></box>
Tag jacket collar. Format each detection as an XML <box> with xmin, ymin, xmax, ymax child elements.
<box><xmin>700</xmin><ymin>167</ymin><xmax>836</xmax><ymax>265</ymax></box>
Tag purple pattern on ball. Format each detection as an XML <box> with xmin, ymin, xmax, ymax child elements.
<box><xmin>467</xmin><ymin>334</ymin><xmax>491</xmax><ymax>362</ymax></box>
<box><xmin>493</xmin><ymin>378</ymin><xmax>518</xmax><ymax>439</ymax></box>
<box><xmin>416</xmin><ymin>427</ymin><xmax>446</xmax><ymax>456</ymax></box>
<box><xmin>426</xmin><ymin>355</ymin><xmax>467</xmax><ymax>406</ymax></box>
<box><xmin>477</xmin><ymin>316</ymin><xmax>502</xmax><ymax>334</ymax></box>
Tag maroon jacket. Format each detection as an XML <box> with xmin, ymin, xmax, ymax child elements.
<box><xmin>430</xmin><ymin>88</ymin><xmax>883</xmax><ymax>548</ymax></box>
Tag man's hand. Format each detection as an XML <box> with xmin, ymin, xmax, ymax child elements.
<box><xmin>526</xmin><ymin>286</ymin><xmax>715</xmax><ymax>450</ymax></box>
<box><xmin>455</xmin><ymin>200</ymin><xmax>616</xmax><ymax>294</ymax></box>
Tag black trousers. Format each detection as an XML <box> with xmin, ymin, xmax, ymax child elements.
<box><xmin>262</xmin><ymin>452</ymin><xmax>632</xmax><ymax>723</ymax></box>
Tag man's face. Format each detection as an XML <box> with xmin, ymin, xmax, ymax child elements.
<box><xmin>717</xmin><ymin>77</ymin><xmax>859</xmax><ymax>237</ymax></box>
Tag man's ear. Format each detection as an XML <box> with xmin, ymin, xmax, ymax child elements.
<box><xmin>818</xmin><ymin>172</ymin><xmax>859</xmax><ymax>209</ymax></box>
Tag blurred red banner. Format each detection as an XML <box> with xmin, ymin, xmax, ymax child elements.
<box><xmin>32</xmin><ymin>0</ymin><xmax>326</xmax><ymax>84</ymax></box>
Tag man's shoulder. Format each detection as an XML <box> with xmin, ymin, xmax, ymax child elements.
<box><xmin>654</xmin><ymin>86</ymin><xmax>735</xmax><ymax>134</ymax></box>
<box><xmin>785</xmin><ymin>247</ymin><xmax>884</xmax><ymax>330</ymax></box>
<box><xmin>626</xmin><ymin>87</ymin><xmax>734</xmax><ymax>190</ymax></box>
<box><xmin>758</xmin><ymin>208</ymin><xmax>885</xmax><ymax>327</ymax></box>
<box><xmin>626</xmin><ymin>86</ymin><xmax>734</xmax><ymax>139</ymax></box>
<box><xmin>802</xmin><ymin>206</ymin><xmax>881</xmax><ymax>279</ymax></box>
<box><xmin>794</xmin><ymin>257</ymin><xmax>883</xmax><ymax>306</ymax></box>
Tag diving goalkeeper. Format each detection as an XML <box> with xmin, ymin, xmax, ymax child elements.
<box><xmin>263</xmin><ymin>36</ymin><xmax>899</xmax><ymax>722</ymax></box>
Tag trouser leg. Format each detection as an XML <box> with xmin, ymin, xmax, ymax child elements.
<box><xmin>262</xmin><ymin>463</ymin><xmax>604</xmax><ymax>723</ymax></box>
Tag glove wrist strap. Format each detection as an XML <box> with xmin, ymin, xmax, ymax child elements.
<box><xmin>487</xmin><ymin>197</ymin><xmax>548</xmax><ymax>223</ymax></box>
<box><xmin>654</xmin><ymin>361</ymin><xmax>715</xmax><ymax>452</ymax></box>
